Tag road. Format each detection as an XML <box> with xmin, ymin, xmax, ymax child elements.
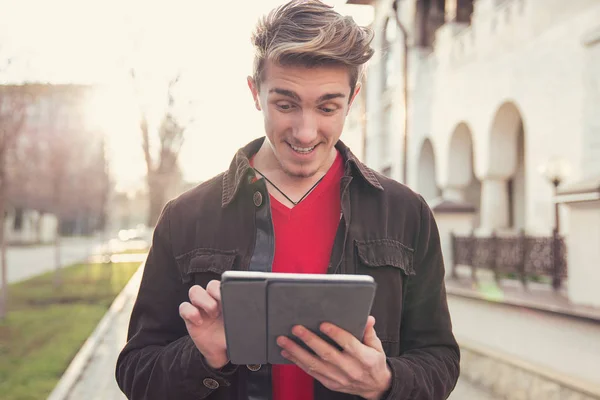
<box><xmin>6</xmin><ymin>236</ymin><xmax>149</xmax><ymax>284</ymax></box>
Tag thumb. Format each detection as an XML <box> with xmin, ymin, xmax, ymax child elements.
<box><xmin>363</xmin><ymin>316</ymin><xmax>383</xmax><ymax>351</ymax></box>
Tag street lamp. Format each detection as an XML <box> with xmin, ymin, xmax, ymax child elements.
<box><xmin>538</xmin><ymin>157</ymin><xmax>571</xmax><ymax>234</ymax></box>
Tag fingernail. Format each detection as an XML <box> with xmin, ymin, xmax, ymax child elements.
<box><xmin>281</xmin><ymin>350</ymin><xmax>290</xmax><ymax>358</ymax></box>
<box><xmin>292</xmin><ymin>326</ymin><xmax>305</xmax><ymax>336</ymax></box>
<box><xmin>277</xmin><ymin>336</ymin><xmax>287</xmax><ymax>346</ymax></box>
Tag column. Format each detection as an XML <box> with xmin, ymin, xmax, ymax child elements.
<box><xmin>479</xmin><ymin>177</ymin><xmax>510</xmax><ymax>234</ymax></box>
<box><xmin>558</xmin><ymin>182</ymin><xmax>600</xmax><ymax>307</ymax></box>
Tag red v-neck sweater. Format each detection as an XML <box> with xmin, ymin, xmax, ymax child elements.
<box><xmin>268</xmin><ymin>152</ymin><xmax>344</xmax><ymax>400</ymax></box>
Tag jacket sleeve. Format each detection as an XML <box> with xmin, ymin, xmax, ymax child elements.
<box><xmin>115</xmin><ymin>201</ymin><xmax>238</xmax><ymax>399</ymax></box>
<box><xmin>384</xmin><ymin>197</ymin><xmax>460</xmax><ymax>400</ymax></box>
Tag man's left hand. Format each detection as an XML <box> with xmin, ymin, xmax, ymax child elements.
<box><xmin>277</xmin><ymin>316</ymin><xmax>392</xmax><ymax>400</ymax></box>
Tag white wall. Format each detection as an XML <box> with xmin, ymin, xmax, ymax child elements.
<box><xmin>581</xmin><ymin>26</ymin><xmax>600</xmax><ymax>179</ymax></box>
<box><xmin>424</xmin><ymin>1</ymin><xmax>600</xmax><ymax>234</ymax></box>
<box><xmin>356</xmin><ymin>0</ymin><xmax>600</xmax><ymax>307</ymax></box>
<box><xmin>564</xmin><ymin>200</ymin><xmax>600</xmax><ymax>307</ymax></box>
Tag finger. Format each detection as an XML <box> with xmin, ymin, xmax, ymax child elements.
<box><xmin>363</xmin><ymin>316</ymin><xmax>376</xmax><ymax>337</ymax></box>
<box><xmin>188</xmin><ymin>285</ymin><xmax>220</xmax><ymax>318</ymax></box>
<box><xmin>291</xmin><ymin>326</ymin><xmax>347</xmax><ymax>366</ymax></box>
<box><xmin>362</xmin><ymin>316</ymin><xmax>384</xmax><ymax>352</ymax></box>
<box><xmin>282</xmin><ymin>350</ymin><xmax>345</xmax><ymax>392</ymax></box>
<box><xmin>179</xmin><ymin>301</ymin><xmax>203</xmax><ymax>325</ymax></box>
<box><xmin>279</xmin><ymin>339</ymin><xmax>347</xmax><ymax>385</ymax></box>
<box><xmin>206</xmin><ymin>280</ymin><xmax>222</xmax><ymax>303</ymax></box>
<box><xmin>319</xmin><ymin>322</ymin><xmax>364</xmax><ymax>358</ymax></box>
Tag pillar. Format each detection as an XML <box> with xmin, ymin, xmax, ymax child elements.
<box><xmin>479</xmin><ymin>177</ymin><xmax>510</xmax><ymax>234</ymax></box>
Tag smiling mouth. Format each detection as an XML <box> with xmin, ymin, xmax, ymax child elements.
<box><xmin>289</xmin><ymin>143</ymin><xmax>317</xmax><ymax>154</ymax></box>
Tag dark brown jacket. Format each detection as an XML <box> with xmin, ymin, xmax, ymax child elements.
<box><xmin>116</xmin><ymin>138</ymin><xmax>460</xmax><ymax>400</ymax></box>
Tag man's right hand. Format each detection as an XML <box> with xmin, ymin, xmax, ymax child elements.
<box><xmin>179</xmin><ymin>280</ymin><xmax>228</xmax><ymax>369</ymax></box>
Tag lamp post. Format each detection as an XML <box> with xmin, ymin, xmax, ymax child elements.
<box><xmin>538</xmin><ymin>157</ymin><xmax>571</xmax><ymax>291</ymax></box>
<box><xmin>538</xmin><ymin>157</ymin><xmax>571</xmax><ymax>234</ymax></box>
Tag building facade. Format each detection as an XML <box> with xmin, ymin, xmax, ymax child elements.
<box><xmin>349</xmin><ymin>0</ymin><xmax>600</xmax><ymax>306</ymax></box>
<box><xmin>354</xmin><ymin>0</ymin><xmax>600</xmax><ymax>235</ymax></box>
<box><xmin>1</xmin><ymin>84</ymin><xmax>109</xmax><ymax>244</ymax></box>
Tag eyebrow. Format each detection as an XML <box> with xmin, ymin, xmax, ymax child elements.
<box><xmin>269</xmin><ymin>88</ymin><xmax>347</xmax><ymax>103</ymax></box>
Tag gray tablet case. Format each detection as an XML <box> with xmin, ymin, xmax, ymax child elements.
<box><xmin>220</xmin><ymin>271</ymin><xmax>376</xmax><ymax>365</ymax></box>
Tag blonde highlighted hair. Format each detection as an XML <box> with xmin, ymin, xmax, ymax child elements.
<box><xmin>251</xmin><ymin>0</ymin><xmax>374</xmax><ymax>97</ymax></box>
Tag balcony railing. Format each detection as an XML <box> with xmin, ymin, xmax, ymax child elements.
<box><xmin>450</xmin><ymin>231</ymin><xmax>567</xmax><ymax>290</ymax></box>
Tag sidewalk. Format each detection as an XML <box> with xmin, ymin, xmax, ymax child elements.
<box><xmin>58</xmin><ymin>263</ymin><xmax>144</xmax><ymax>400</ymax></box>
<box><xmin>448</xmin><ymin>295</ymin><xmax>600</xmax><ymax>391</ymax></box>
<box><xmin>56</xmin><ymin>267</ymin><xmax>499</xmax><ymax>399</ymax></box>
<box><xmin>446</xmin><ymin>272</ymin><xmax>600</xmax><ymax>323</ymax></box>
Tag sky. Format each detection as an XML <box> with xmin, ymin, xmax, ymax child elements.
<box><xmin>0</xmin><ymin>0</ymin><xmax>373</xmax><ymax>193</ymax></box>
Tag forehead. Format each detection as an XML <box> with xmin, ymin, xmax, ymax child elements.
<box><xmin>260</xmin><ymin>61</ymin><xmax>351</xmax><ymax>98</ymax></box>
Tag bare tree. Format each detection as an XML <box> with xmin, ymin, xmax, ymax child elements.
<box><xmin>0</xmin><ymin>84</ymin><xmax>28</xmax><ymax>320</ymax></box>
<box><xmin>42</xmin><ymin>89</ymin><xmax>80</xmax><ymax>288</ymax></box>
<box><xmin>132</xmin><ymin>72</ymin><xmax>188</xmax><ymax>227</ymax></box>
<box><xmin>51</xmin><ymin>127</ymin><xmax>67</xmax><ymax>286</ymax></box>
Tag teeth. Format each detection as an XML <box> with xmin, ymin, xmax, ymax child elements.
<box><xmin>290</xmin><ymin>144</ymin><xmax>315</xmax><ymax>153</ymax></box>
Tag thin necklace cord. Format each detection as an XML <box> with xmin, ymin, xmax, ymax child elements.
<box><xmin>253</xmin><ymin>168</ymin><xmax>325</xmax><ymax>206</ymax></box>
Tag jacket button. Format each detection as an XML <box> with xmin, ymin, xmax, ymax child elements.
<box><xmin>253</xmin><ymin>191</ymin><xmax>263</xmax><ymax>207</ymax></box>
<box><xmin>202</xmin><ymin>378</ymin><xmax>219</xmax><ymax>389</ymax></box>
<box><xmin>247</xmin><ymin>364</ymin><xmax>262</xmax><ymax>371</ymax></box>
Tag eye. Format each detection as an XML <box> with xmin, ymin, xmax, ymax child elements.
<box><xmin>276</xmin><ymin>102</ymin><xmax>296</xmax><ymax>112</ymax></box>
<box><xmin>320</xmin><ymin>106</ymin><xmax>338</xmax><ymax>114</ymax></box>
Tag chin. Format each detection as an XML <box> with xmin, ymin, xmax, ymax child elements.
<box><xmin>281</xmin><ymin>162</ymin><xmax>319</xmax><ymax>179</ymax></box>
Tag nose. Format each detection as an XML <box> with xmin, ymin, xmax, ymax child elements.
<box><xmin>292</xmin><ymin>111</ymin><xmax>318</xmax><ymax>145</ymax></box>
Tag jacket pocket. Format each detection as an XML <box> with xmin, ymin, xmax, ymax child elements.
<box><xmin>354</xmin><ymin>239</ymin><xmax>414</xmax><ymax>348</ymax></box>
<box><xmin>176</xmin><ymin>248</ymin><xmax>237</xmax><ymax>284</ymax></box>
<box><xmin>355</xmin><ymin>239</ymin><xmax>415</xmax><ymax>276</ymax></box>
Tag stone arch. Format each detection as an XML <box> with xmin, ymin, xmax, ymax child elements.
<box><xmin>487</xmin><ymin>102</ymin><xmax>525</xmax><ymax>178</ymax></box>
<box><xmin>447</xmin><ymin>122</ymin><xmax>474</xmax><ymax>189</ymax></box>
<box><xmin>417</xmin><ymin>138</ymin><xmax>441</xmax><ymax>202</ymax></box>
<box><xmin>480</xmin><ymin>101</ymin><xmax>526</xmax><ymax>232</ymax></box>
<box><xmin>444</xmin><ymin>122</ymin><xmax>481</xmax><ymax>224</ymax></box>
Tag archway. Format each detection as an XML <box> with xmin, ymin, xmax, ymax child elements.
<box><xmin>446</xmin><ymin>123</ymin><xmax>481</xmax><ymax>222</ymax></box>
<box><xmin>481</xmin><ymin>102</ymin><xmax>526</xmax><ymax>232</ymax></box>
<box><xmin>417</xmin><ymin>139</ymin><xmax>441</xmax><ymax>202</ymax></box>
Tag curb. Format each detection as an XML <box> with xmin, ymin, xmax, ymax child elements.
<box><xmin>446</xmin><ymin>285</ymin><xmax>600</xmax><ymax>324</ymax></box>
<box><xmin>47</xmin><ymin>261</ymin><xmax>146</xmax><ymax>400</ymax></box>
<box><xmin>458</xmin><ymin>336</ymin><xmax>600</xmax><ymax>399</ymax></box>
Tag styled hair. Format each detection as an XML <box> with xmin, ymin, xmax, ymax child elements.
<box><xmin>251</xmin><ymin>0</ymin><xmax>375</xmax><ymax>97</ymax></box>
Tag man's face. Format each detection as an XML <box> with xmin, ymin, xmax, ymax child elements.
<box><xmin>248</xmin><ymin>61</ymin><xmax>359</xmax><ymax>179</ymax></box>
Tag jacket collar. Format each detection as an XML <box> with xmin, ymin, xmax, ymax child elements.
<box><xmin>221</xmin><ymin>137</ymin><xmax>383</xmax><ymax>207</ymax></box>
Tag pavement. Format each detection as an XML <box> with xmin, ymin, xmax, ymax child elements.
<box><xmin>448</xmin><ymin>295</ymin><xmax>600</xmax><ymax>386</ymax></box>
<box><xmin>59</xmin><ymin>265</ymin><xmax>500</xmax><ymax>400</ymax></box>
<box><xmin>448</xmin><ymin>379</ymin><xmax>500</xmax><ymax>400</ymax></box>
<box><xmin>62</xmin><ymin>263</ymin><xmax>137</xmax><ymax>400</ymax></box>
<box><xmin>447</xmin><ymin>268</ymin><xmax>600</xmax><ymax>322</ymax></box>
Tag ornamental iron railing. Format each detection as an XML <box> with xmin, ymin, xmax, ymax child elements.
<box><xmin>450</xmin><ymin>231</ymin><xmax>567</xmax><ymax>290</ymax></box>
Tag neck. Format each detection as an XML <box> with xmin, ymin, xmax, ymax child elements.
<box><xmin>252</xmin><ymin>139</ymin><xmax>337</xmax><ymax>206</ymax></box>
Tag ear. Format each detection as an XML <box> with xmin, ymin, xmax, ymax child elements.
<box><xmin>247</xmin><ymin>76</ymin><xmax>262</xmax><ymax>111</ymax></box>
<box><xmin>347</xmin><ymin>83</ymin><xmax>362</xmax><ymax>114</ymax></box>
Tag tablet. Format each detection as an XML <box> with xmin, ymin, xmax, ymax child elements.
<box><xmin>220</xmin><ymin>271</ymin><xmax>376</xmax><ymax>365</ymax></box>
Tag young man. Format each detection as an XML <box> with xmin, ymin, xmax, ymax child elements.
<box><xmin>116</xmin><ymin>1</ymin><xmax>460</xmax><ymax>399</ymax></box>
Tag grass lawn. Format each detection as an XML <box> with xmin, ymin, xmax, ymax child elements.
<box><xmin>0</xmin><ymin>260</ymin><xmax>142</xmax><ymax>400</ymax></box>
